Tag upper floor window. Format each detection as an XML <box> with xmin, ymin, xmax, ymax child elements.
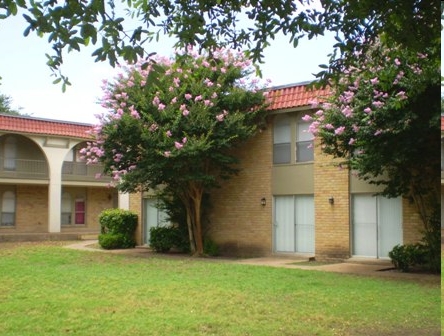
<box><xmin>273</xmin><ymin>116</ymin><xmax>291</xmax><ymax>164</ymax></box>
<box><xmin>1</xmin><ymin>190</ymin><xmax>16</xmax><ymax>226</ymax></box>
<box><xmin>273</xmin><ymin>114</ymin><xmax>314</xmax><ymax>164</ymax></box>
<box><xmin>296</xmin><ymin>120</ymin><xmax>314</xmax><ymax>162</ymax></box>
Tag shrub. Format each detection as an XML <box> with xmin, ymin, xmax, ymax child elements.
<box><xmin>99</xmin><ymin>233</ymin><xmax>127</xmax><ymax>250</ymax></box>
<box><xmin>98</xmin><ymin>209</ymin><xmax>137</xmax><ymax>249</ymax></box>
<box><xmin>203</xmin><ymin>239</ymin><xmax>219</xmax><ymax>256</ymax></box>
<box><xmin>149</xmin><ymin>226</ymin><xmax>176</xmax><ymax>252</ymax></box>
<box><xmin>149</xmin><ymin>225</ymin><xmax>191</xmax><ymax>253</ymax></box>
<box><xmin>389</xmin><ymin>244</ymin><xmax>426</xmax><ymax>272</ymax></box>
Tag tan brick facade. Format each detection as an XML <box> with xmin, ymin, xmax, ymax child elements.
<box><xmin>313</xmin><ymin>146</ymin><xmax>351</xmax><ymax>260</ymax></box>
<box><xmin>207</xmin><ymin>126</ymin><xmax>273</xmax><ymax>257</ymax></box>
<box><xmin>0</xmin><ymin>185</ymin><xmax>114</xmax><ymax>234</ymax></box>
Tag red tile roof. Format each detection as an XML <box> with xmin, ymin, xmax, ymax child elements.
<box><xmin>0</xmin><ymin>114</ymin><xmax>92</xmax><ymax>139</ymax></box>
<box><xmin>267</xmin><ymin>82</ymin><xmax>331</xmax><ymax>111</ymax></box>
<box><xmin>0</xmin><ymin>83</ymin><xmax>330</xmax><ymax>137</ymax></box>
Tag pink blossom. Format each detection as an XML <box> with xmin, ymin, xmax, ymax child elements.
<box><xmin>149</xmin><ymin>123</ymin><xmax>158</xmax><ymax>132</ymax></box>
<box><xmin>374</xmin><ymin>129</ymin><xmax>383</xmax><ymax>136</ymax></box>
<box><xmin>163</xmin><ymin>151</ymin><xmax>171</xmax><ymax>157</ymax></box>
<box><xmin>185</xmin><ymin>93</ymin><xmax>192</xmax><ymax>100</ymax></box>
<box><xmin>175</xmin><ymin>142</ymin><xmax>183</xmax><ymax>149</ymax></box>
<box><xmin>364</xmin><ymin>107</ymin><xmax>372</xmax><ymax>114</ymax></box>
<box><xmin>204</xmin><ymin>100</ymin><xmax>212</xmax><ymax>107</ymax></box>
<box><xmin>182</xmin><ymin>109</ymin><xmax>190</xmax><ymax>116</ymax></box>
<box><xmin>396</xmin><ymin>91</ymin><xmax>408</xmax><ymax>100</ymax></box>
<box><xmin>220</xmin><ymin>67</ymin><xmax>227</xmax><ymax>73</ymax></box>
<box><xmin>372</xmin><ymin>101</ymin><xmax>384</xmax><ymax>108</ymax></box>
<box><xmin>216</xmin><ymin>114</ymin><xmax>224</xmax><ymax>122</ymax></box>
<box><xmin>173</xmin><ymin>77</ymin><xmax>180</xmax><ymax>87</ymax></box>
<box><xmin>158</xmin><ymin>103</ymin><xmax>166</xmax><ymax>111</ymax></box>
<box><xmin>211</xmin><ymin>92</ymin><xmax>218</xmax><ymax>99</ymax></box>
<box><xmin>152</xmin><ymin>96</ymin><xmax>160</xmax><ymax>106</ymax></box>
<box><xmin>394</xmin><ymin>58</ymin><xmax>401</xmax><ymax>66</ymax></box>
<box><xmin>341</xmin><ymin>106</ymin><xmax>353</xmax><ymax>117</ymax></box>
<box><xmin>370</xmin><ymin>77</ymin><xmax>379</xmax><ymax>85</ymax></box>
<box><xmin>324</xmin><ymin>123</ymin><xmax>334</xmax><ymax>130</ymax></box>
<box><xmin>334</xmin><ymin>126</ymin><xmax>346</xmax><ymax>135</ymax></box>
<box><xmin>182</xmin><ymin>137</ymin><xmax>187</xmax><ymax>144</ymax></box>
<box><xmin>302</xmin><ymin>114</ymin><xmax>313</xmax><ymax>122</ymax></box>
<box><xmin>171</xmin><ymin>97</ymin><xmax>177</xmax><ymax>104</ymax></box>
<box><xmin>348</xmin><ymin>138</ymin><xmax>356</xmax><ymax>145</ymax></box>
<box><xmin>166</xmin><ymin>130</ymin><xmax>172</xmax><ymax>137</ymax></box>
<box><xmin>194</xmin><ymin>95</ymin><xmax>203</xmax><ymax>102</ymax></box>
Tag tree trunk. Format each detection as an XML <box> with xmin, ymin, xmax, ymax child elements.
<box><xmin>182</xmin><ymin>182</ymin><xmax>204</xmax><ymax>255</ymax></box>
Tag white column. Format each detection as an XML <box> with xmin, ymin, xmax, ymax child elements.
<box><xmin>48</xmin><ymin>162</ymin><xmax>62</xmax><ymax>232</ymax></box>
<box><xmin>44</xmin><ymin>148</ymin><xmax>69</xmax><ymax>233</ymax></box>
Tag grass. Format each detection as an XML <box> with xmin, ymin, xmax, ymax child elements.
<box><xmin>0</xmin><ymin>243</ymin><xmax>440</xmax><ymax>336</ymax></box>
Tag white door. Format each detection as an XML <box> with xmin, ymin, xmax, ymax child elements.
<box><xmin>143</xmin><ymin>198</ymin><xmax>169</xmax><ymax>245</ymax></box>
<box><xmin>274</xmin><ymin>196</ymin><xmax>315</xmax><ymax>253</ymax></box>
<box><xmin>352</xmin><ymin>195</ymin><xmax>402</xmax><ymax>258</ymax></box>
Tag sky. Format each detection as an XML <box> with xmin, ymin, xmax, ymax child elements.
<box><xmin>0</xmin><ymin>11</ymin><xmax>336</xmax><ymax>124</ymax></box>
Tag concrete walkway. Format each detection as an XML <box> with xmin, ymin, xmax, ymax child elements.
<box><xmin>65</xmin><ymin>240</ymin><xmax>440</xmax><ymax>285</ymax></box>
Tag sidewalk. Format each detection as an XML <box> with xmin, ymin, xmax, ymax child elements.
<box><xmin>65</xmin><ymin>240</ymin><xmax>440</xmax><ymax>286</ymax></box>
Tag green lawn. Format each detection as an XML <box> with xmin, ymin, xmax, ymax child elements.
<box><xmin>0</xmin><ymin>243</ymin><xmax>440</xmax><ymax>336</ymax></box>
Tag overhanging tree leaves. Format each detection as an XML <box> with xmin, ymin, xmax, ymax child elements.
<box><xmin>0</xmin><ymin>1</ymin><xmax>439</xmax><ymax>87</ymax></box>
<box><xmin>81</xmin><ymin>48</ymin><xmax>269</xmax><ymax>254</ymax></box>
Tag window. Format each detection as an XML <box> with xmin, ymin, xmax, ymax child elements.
<box><xmin>273</xmin><ymin>114</ymin><xmax>314</xmax><ymax>165</ymax></box>
<box><xmin>61</xmin><ymin>188</ymin><xmax>86</xmax><ymax>225</ymax></box>
<box><xmin>61</xmin><ymin>192</ymin><xmax>72</xmax><ymax>225</ymax></box>
<box><xmin>273</xmin><ymin>116</ymin><xmax>291</xmax><ymax>164</ymax></box>
<box><xmin>4</xmin><ymin>136</ymin><xmax>17</xmax><ymax>170</ymax></box>
<box><xmin>1</xmin><ymin>190</ymin><xmax>16</xmax><ymax>226</ymax></box>
<box><xmin>296</xmin><ymin>121</ymin><xmax>314</xmax><ymax>162</ymax></box>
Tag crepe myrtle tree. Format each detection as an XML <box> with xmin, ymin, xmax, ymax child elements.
<box><xmin>305</xmin><ymin>39</ymin><xmax>440</xmax><ymax>234</ymax></box>
<box><xmin>81</xmin><ymin>47</ymin><xmax>270</xmax><ymax>254</ymax></box>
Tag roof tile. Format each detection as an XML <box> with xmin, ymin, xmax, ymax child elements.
<box><xmin>0</xmin><ymin>83</ymin><xmax>330</xmax><ymax>137</ymax></box>
<box><xmin>0</xmin><ymin>114</ymin><xmax>92</xmax><ymax>139</ymax></box>
<box><xmin>267</xmin><ymin>83</ymin><xmax>330</xmax><ymax>111</ymax></box>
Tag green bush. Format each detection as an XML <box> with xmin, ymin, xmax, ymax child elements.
<box><xmin>99</xmin><ymin>233</ymin><xmax>127</xmax><ymax>250</ymax></box>
<box><xmin>98</xmin><ymin>209</ymin><xmax>137</xmax><ymax>249</ymax></box>
<box><xmin>149</xmin><ymin>226</ymin><xmax>176</xmax><ymax>252</ymax></box>
<box><xmin>203</xmin><ymin>239</ymin><xmax>219</xmax><ymax>256</ymax></box>
<box><xmin>388</xmin><ymin>244</ymin><xmax>426</xmax><ymax>272</ymax></box>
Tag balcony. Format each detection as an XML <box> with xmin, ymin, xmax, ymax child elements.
<box><xmin>0</xmin><ymin>157</ymin><xmax>49</xmax><ymax>179</ymax></box>
<box><xmin>0</xmin><ymin>157</ymin><xmax>110</xmax><ymax>183</ymax></box>
<box><xmin>62</xmin><ymin>161</ymin><xmax>111</xmax><ymax>183</ymax></box>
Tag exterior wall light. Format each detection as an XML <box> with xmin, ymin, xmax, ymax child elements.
<box><xmin>328</xmin><ymin>196</ymin><xmax>334</xmax><ymax>205</ymax></box>
<box><xmin>261</xmin><ymin>197</ymin><xmax>266</xmax><ymax>206</ymax></box>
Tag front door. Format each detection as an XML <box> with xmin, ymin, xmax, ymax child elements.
<box><xmin>352</xmin><ymin>194</ymin><xmax>402</xmax><ymax>258</ymax></box>
<box><xmin>274</xmin><ymin>195</ymin><xmax>315</xmax><ymax>253</ymax></box>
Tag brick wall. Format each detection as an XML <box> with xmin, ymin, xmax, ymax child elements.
<box><xmin>15</xmin><ymin>185</ymin><xmax>48</xmax><ymax>232</ymax></box>
<box><xmin>85</xmin><ymin>187</ymin><xmax>115</xmax><ymax>232</ymax></box>
<box><xmin>313</xmin><ymin>144</ymin><xmax>351</xmax><ymax>260</ymax></box>
<box><xmin>402</xmin><ymin>197</ymin><xmax>423</xmax><ymax>244</ymax></box>
<box><xmin>207</xmin><ymin>126</ymin><xmax>273</xmax><ymax>257</ymax></box>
